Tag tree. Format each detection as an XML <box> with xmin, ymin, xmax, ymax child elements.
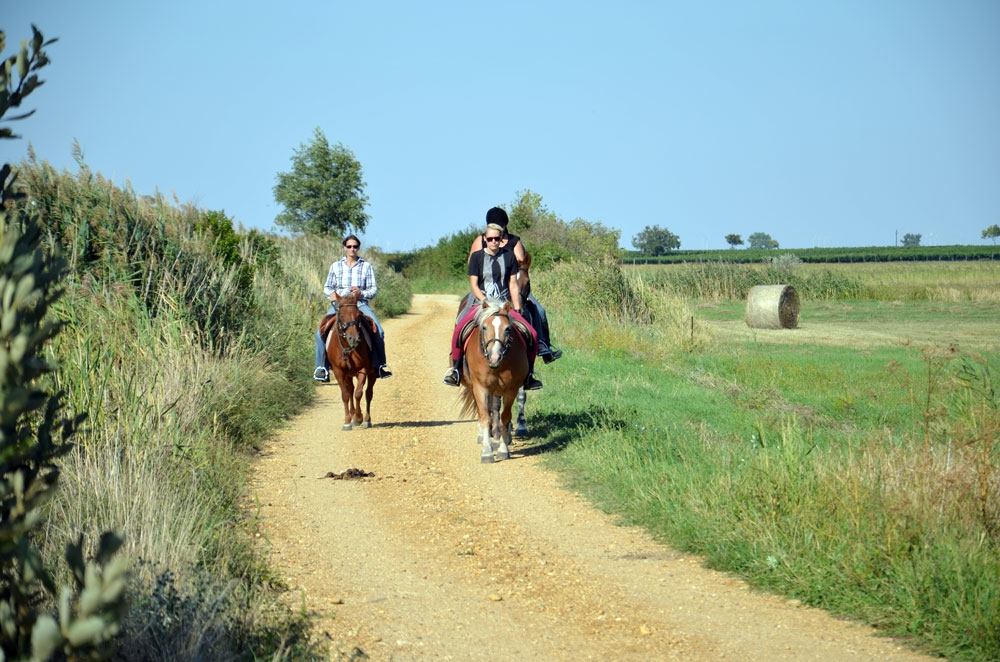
<box><xmin>273</xmin><ymin>127</ymin><xmax>369</xmax><ymax>236</ymax></box>
<box><xmin>901</xmin><ymin>233</ymin><xmax>921</xmax><ymax>247</ymax></box>
<box><xmin>747</xmin><ymin>232</ymin><xmax>779</xmax><ymax>250</ymax></box>
<box><xmin>982</xmin><ymin>224</ymin><xmax>1000</xmax><ymax>245</ymax></box>
<box><xmin>1</xmin><ymin>25</ymin><xmax>128</xmax><ymax>659</ymax></box>
<box><xmin>507</xmin><ymin>189</ymin><xmax>620</xmax><ymax>267</ymax></box>
<box><xmin>632</xmin><ymin>225</ymin><xmax>680</xmax><ymax>256</ymax></box>
<box><xmin>725</xmin><ymin>233</ymin><xmax>743</xmax><ymax>249</ymax></box>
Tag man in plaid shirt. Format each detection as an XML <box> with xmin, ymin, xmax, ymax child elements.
<box><xmin>314</xmin><ymin>235</ymin><xmax>393</xmax><ymax>381</ymax></box>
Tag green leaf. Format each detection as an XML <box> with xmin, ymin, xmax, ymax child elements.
<box><xmin>29</xmin><ymin>615</ymin><xmax>62</xmax><ymax>662</ymax></box>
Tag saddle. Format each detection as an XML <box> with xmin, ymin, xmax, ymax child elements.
<box><xmin>458</xmin><ymin>313</ymin><xmax>533</xmax><ymax>352</ymax></box>
<box><xmin>319</xmin><ymin>312</ymin><xmax>377</xmax><ymax>349</ymax></box>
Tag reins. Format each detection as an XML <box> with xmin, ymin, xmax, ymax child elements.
<box><xmin>333</xmin><ymin>302</ymin><xmax>365</xmax><ymax>361</ymax></box>
<box><xmin>478</xmin><ymin>311</ymin><xmax>513</xmax><ymax>363</ymax></box>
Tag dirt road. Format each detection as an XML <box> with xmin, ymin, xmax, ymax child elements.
<box><xmin>251</xmin><ymin>294</ymin><xmax>934</xmax><ymax>661</ymax></box>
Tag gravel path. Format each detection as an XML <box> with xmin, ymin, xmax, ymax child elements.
<box><xmin>250</xmin><ymin>294</ymin><xmax>934</xmax><ymax>661</ymax></box>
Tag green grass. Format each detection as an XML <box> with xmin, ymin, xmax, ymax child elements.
<box><xmin>523</xmin><ymin>263</ymin><xmax>1000</xmax><ymax>661</ymax></box>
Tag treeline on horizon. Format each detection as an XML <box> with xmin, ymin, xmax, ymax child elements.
<box><xmin>621</xmin><ymin>244</ymin><xmax>1000</xmax><ymax>264</ymax></box>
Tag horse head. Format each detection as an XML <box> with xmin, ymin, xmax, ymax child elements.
<box><xmin>475</xmin><ymin>299</ymin><xmax>514</xmax><ymax>368</ymax></box>
<box><xmin>333</xmin><ymin>291</ymin><xmax>364</xmax><ymax>351</ymax></box>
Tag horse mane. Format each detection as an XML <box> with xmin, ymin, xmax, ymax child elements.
<box><xmin>474</xmin><ymin>298</ymin><xmax>508</xmax><ymax>325</ymax></box>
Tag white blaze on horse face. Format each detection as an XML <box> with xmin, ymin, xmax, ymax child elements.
<box><xmin>488</xmin><ymin>316</ymin><xmax>504</xmax><ymax>363</ymax></box>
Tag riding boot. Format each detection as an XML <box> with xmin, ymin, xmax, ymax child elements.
<box><xmin>443</xmin><ymin>356</ymin><xmax>462</xmax><ymax>386</ymax></box>
<box><xmin>524</xmin><ymin>360</ymin><xmax>543</xmax><ymax>391</ymax></box>
<box><xmin>373</xmin><ymin>336</ymin><xmax>392</xmax><ymax>378</ymax></box>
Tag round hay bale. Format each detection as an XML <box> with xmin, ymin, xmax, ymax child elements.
<box><xmin>745</xmin><ymin>284</ymin><xmax>799</xmax><ymax>329</ymax></box>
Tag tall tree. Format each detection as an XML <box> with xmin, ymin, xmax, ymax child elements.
<box><xmin>725</xmin><ymin>233</ymin><xmax>743</xmax><ymax>249</ymax></box>
<box><xmin>632</xmin><ymin>225</ymin><xmax>680</xmax><ymax>256</ymax></box>
<box><xmin>273</xmin><ymin>127</ymin><xmax>369</xmax><ymax>236</ymax></box>
<box><xmin>901</xmin><ymin>233</ymin><xmax>921</xmax><ymax>247</ymax></box>
<box><xmin>982</xmin><ymin>224</ymin><xmax>1000</xmax><ymax>245</ymax></box>
<box><xmin>748</xmin><ymin>232</ymin><xmax>779</xmax><ymax>250</ymax></box>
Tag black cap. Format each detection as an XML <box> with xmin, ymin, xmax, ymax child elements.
<box><xmin>486</xmin><ymin>206</ymin><xmax>509</xmax><ymax>227</ymax></box>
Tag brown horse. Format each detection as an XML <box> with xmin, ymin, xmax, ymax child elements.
<box><xmin>458</xmin><ymin>299</ymin><xmax>529</xmax><ymax>463</ymax></box>
<box><xmin>457</xmin><ymin>291</ymin><xmax>530</xmax><ymax>438</ymax></box>
<box><xmin>322</xmin><ymin>291</ymin><xmax>376</xmax><ymax>430</ymax></box>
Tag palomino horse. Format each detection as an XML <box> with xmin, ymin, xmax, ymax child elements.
<box><xmin>457</xmin><ymin>293</ymin><xmax>529</xmax><ymax>438</ymax></box>
<box><xmin>458</xmin><ymin>299</ymin><xmax>529</xmax><ymax>463</ymax></box>
<box><xmin>321</xmin><ymin>291</ymin><xmax>377</xmax><ymax>430</ymax></box>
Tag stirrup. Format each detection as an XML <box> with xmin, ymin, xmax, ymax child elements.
<box><xmin>378</xmin><ymin>365</ymin><xmax>393</xmax><ymax>379</ymax></box>
<box><xmin>524</xmin><ymin>373</ymin><xmax>543</xmax><ymax>391</ymax></box>
<box><xmin>443</xmin><ymin>367</ymin><xmax>461</xmax><ymax>386</ymax></box>
<box><xmin>313</xmin><ymin>367</ymin><xmax>329</xmax><ymax>382</ymax></box>
<box><xmin>541</xmin><ymin>348</ymin><xmax>563</xmax><ymax>364</ymax></box>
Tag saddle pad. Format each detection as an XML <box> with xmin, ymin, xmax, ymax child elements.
<box><xmin>319</xmin><ymin>313</ymin><xmax>337</xmax><ymax>337</ymax></box>
<box><xmin>459</xmin><ymin>315</ymin><xmax>532</xmax><ymax>351</ymax></box>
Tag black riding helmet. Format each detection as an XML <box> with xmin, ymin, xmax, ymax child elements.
<box><xmin>486</xmin><ymin>206</ymin><xmax>509</xmax><ymax>228</ymax></box>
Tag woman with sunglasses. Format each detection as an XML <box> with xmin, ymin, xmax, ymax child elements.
<box><xmin>314</xmin><ymin>235</ymin><xmax>392</xmax><ymax>382</ymax></box>
<box><xmin>466</xmin><ymin>207</ymin><xmax>562</xmax><ymax>364</ymax></box>
<box><xmin>443</xmin><ymin>223</ymin><xmax>543</xmax><ymax>390</ymax></box>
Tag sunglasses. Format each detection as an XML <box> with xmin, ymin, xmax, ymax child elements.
<box><xmin>485</xmin><ymin>236</ymin><xmax>502</xmax><ymax>243</ymax></box>
<box><xmin>345</xmin><ymin>244</ymin><xmax>360</xmax><ymax>249</ymax></box>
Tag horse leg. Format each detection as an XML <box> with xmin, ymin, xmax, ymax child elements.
<box><xmin>514</xmin><ymin>386</ymin><xmax>528</xmax><ymax>438</ymax></box>
<box><xmin>352</xmin><ymin>373</ymin><xmax>366</xmax><ymax>428</ymax></box>
<box><xmin>339</xmin><ymin>378</ymin><xmax>354</xmax><ymax>431</ymax></box>
<box><xmin>489</xmin><ymin>394</ymin><xmax>503</xmax><ymax>451</ymax></box>
<box><xmin>474</xmin><ymin>385</ymin><xmax>494</xmax><ymax>463</ymax></box>
<box><xmin>360</xmin><ymin>373</ymin><xmax>374</xmax><ymax>429</ymax></box>
<box><xmin>494</xmin><ymin>396</ymin><xmax>512</xmax><ymax>462</ymax></box>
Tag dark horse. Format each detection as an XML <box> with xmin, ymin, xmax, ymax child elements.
<box><xmin>321</xmin><ymin>291</ymin><xmax>377</xmax><ymax>430</ymax></box>
<box><xmin>458</xmin><ymin>299</ymin><xmax>529</xmax><ymax>463</ymax></box>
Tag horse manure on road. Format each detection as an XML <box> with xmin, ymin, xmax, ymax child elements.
<box><xmin>320</xmin><ymin>468</ymin><xmax>375</xmax><ymax>480</ymax></box>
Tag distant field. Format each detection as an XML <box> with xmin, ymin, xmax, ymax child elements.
<box><xmin>621</xmin><ymin>244</ymin><xmax>1000</xmax><ymax>264</ymax></box>
<box><xmin>529</xmin><ymin>257</ymin><xmax>1000</xmax><ymax>660</ymax></box>
<box><xmin>625</xmin><ymin>258</ymin><xmax>1000</xmax><ymax>303</ymax></box>
<box><xmin>700</xmin><ymin>298</ymin><xmax>999</xmax><ymax>351</ymax></box>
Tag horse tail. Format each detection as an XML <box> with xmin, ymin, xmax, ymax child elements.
<box><xmin>459</xmin><ymin>382</ymin><xmax>477</xmax><ymax>419</ymax></box>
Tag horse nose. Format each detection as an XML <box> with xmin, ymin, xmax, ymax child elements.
<box><xmin>488</xmin><ymin>345</ymin><xmax>503</xmax><ymax>365</ymax></box>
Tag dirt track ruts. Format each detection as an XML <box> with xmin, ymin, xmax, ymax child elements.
<box><xmin>250</xmin><ymin>293</ymin><xmax>935</xmax><ymax>661</ymax></box>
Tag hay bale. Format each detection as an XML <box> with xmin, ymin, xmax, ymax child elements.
<box><xmin>745</xmin><ymin>284</ymin><xmax>799</xmax><ymax>329</ymax></box>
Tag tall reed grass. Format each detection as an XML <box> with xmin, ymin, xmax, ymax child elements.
<box><xmin>17</xmin><ymin>155</ymin><xmax>412</xmax><ymax>659</ymax></box>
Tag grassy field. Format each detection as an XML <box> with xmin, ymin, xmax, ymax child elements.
<box><xmin>522</xmin><ymin>259</ymin><xmax>999</xmax><ymax>661</ymax></box>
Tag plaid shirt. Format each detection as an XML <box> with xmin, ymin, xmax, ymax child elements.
<box><xmin>323</xmin><ymin>256</ymin><xmax>377</xmax><ymax>302</ymax></box>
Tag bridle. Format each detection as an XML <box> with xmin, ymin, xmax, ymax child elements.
<box><xmin>334</xmin><ymin>302</ymin><xmax>364</xmax><ymax>360</ymax></box>
<box><xmin>478</xmin><ymin>310</ymin><xmax>513</xmax><ymax>367</ymax></box>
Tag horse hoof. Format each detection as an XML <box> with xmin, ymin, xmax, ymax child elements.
<box><xmin>496</xmin><ymin>450</ymin><xmax>510</xmax><ymax>461</ymax></box>
<box><xmin>514</xmin><ymin>425</ymin><xmax>528</xmax><ymax>438</ymax></box>
<box><xmin>480</xmin><ymin>454</ymin><xmax>495</xmax><ymax>464</ymax></box>
<box><xmin>359</xmin><ymin>421</ymin><xmax>371</xmax><ymax>429</ymax></box>
<box><xmin>342</xmin><ymin>424</ymin><xmax>352</xmax><ymax>431</ymax></box>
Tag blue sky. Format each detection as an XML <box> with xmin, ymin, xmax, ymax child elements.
<box><xmin>4</xmin><ymin>1</ymin><xmax>998</xmax><ymax>252</ymax></box>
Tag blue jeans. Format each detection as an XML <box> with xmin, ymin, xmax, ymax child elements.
<box><xmin>315</xmin><ymin>301</ymin><xmax>385</xmax><ymax>370</ymax></box>
<box><xmin>524</xmin><ymin>293</ymin><xmax>555</xmax><ymax>356</ymax></box>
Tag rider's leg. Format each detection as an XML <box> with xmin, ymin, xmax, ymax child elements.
<box><xmin>528</xmin><ymin>293</ymin><xmax>561</xmax><ymax>363</ymax></box>
<box><xmin>510</xmin><ymin>309</ymin><xmax>543</xmax><ymax>390</ymax></box>
<box><xmin>359</xmin><ymin>302</ymin><xmax>392</xmax><ymax>378</ymax></box>
<box><xmin>313</xmin><ymin>304</ymin><xmax>336</xmax><ymax>381</ymax></box>
<box><xmin>444</xmin><ymin>309</ymin><xmax>475</xmax><ymax>386</ymax></box>
<box><xmin>313</xmin><ymin>329</ymin><xmax>329</xmax><ymax>381</ymax></box>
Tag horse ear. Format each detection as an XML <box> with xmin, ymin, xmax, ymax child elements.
<box><xmin>333</xmin><ymin>292</ymin><xmax>341</xmax><ymax>305</ymax></box>
<box><xmin>501</xmin><ymin>301</ymin><xmax>511</xmax><ymax>313</ymax></box>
